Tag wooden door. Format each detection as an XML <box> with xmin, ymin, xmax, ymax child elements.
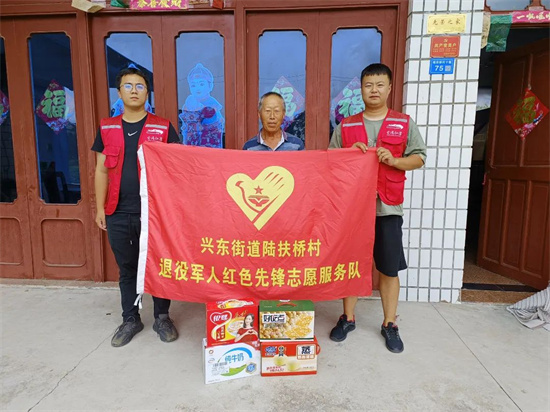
<box><xmin>244</xmin><ymin>6</ymin><xmax>405</xmax><ymax>150</ymax></box>
<box><xmin>317</xmin><ymin>7</ymin><xmax>402</xmax><ymax>148</ymax></box>
<box><xmin>90</xmin><ymin>12</ymin><xmax>235</xmax><ymax>280</ymax></box>
<box><xmin>0</xmin><ymin>19</ymin><xmax>34</xmax><ymax>279</ymax></box>
<box><xmin>0</xmin><ymin>16</ymin><xmax>96</xmax><ymax>280</ymax></box>
<box><xmin>245</xmin><ymin>6</ymin><xmax>406</xmax><ymax>288</ymax></box>
<box><xmin>478</xmin><ymin>38</ymin><xmax>550</xmax><ymax>289</ymax></box>
<box><xmin>245</xmin><ymin>11</ymin><xmax>318</xmax><ymax>150</ymax></box>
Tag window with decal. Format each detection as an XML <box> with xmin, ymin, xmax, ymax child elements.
<box><xmin>330</xmin><ymin>28</ymin><xmax>382</xmax><ymax>138</ymax></box>
<box><xmin>259</xmin><ymin>31</ymin><xmax>306</xmax><ymax>143</ymax></box>
<box><xmin>29</xmin><ymin>33</ymin><xmax>80</xmax><ymax>204</ymax></box>
<box><xmin>176</xmin><ymin>32</ymin><xmax>225</xmax><ymax>148</ymax></box>
<box><xmin>0</xmin><ymin>37</ymin><xmax>16</xmax><ymax>203</ymax></box>
<box><xmin>105</xmin><ymin>33</ymin><xmax>154</xmax><ymax>116</ymax></box>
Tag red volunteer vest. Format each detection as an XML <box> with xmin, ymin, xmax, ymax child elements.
<box><xmin>100</xmin><ymin>113</ymin><xmax>170</xmax><ymax>215</ymax></box>
<box><xmin>341</xmin><ymin>109</ymin><xmax>409</xmax><ymax>205</ymax></box>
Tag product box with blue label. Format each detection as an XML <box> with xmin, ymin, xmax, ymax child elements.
<box><xmin>202</xmin><ymin>338</ymin><xmax>260</xmax><ymax>384</ymax></box>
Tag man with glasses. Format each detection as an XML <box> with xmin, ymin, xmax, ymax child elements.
<box><xmin>243</xmin><ymin>91</ymin><xmax>304</xmax><ymax>151</ymax></box>
<box><xmin>92</xmin><ymin>67</ymin><xmax>181</xmax><ymax>347</ymax></box>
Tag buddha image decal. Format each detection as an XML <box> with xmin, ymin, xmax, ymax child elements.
<box><xmin>180</xmin><ymin>63</ymin><xmax>225</xmax><ymax>148</ymax></box>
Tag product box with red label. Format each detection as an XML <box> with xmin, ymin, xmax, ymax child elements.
<box><xmin>206</xmin><ymin>299</ymin><xmax>259</xmax><ymax>347</ymax></box>
<box><xmin>260</xmin><ymin>336</ymin><xmax>320</xmax><ymax>376</ymax></box>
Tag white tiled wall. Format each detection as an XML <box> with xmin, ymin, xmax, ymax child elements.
<box><xmin>401</xmin><ymin>0</ymin><xmax>483</xmax><ymax>303</ymax></box>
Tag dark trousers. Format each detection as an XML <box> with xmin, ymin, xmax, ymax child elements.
<box><xmin>106</xmin><ymin>212</ymin><xmax>170</xmax><ymax>322</ymax></box>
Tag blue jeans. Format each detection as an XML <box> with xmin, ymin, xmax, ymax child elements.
<box><xmin>106</xmin><ymin>213</ymin><xmax>171</xmax><ymax>321</ymax></box>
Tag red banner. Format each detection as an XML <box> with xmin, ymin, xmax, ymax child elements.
<box><xmin>137</xmin><ymin>144</ymin><xmax>378</xmax><ymax>303</ymax></box>
<box><xmin>130</xmin><ymin>0</ymin><xmax>189</xmax><ymax>10</ymax></box>
<box><xmin>512</xmin><ymin>11</ymin><xmax>550</xmax><ymax>23</ymax></box>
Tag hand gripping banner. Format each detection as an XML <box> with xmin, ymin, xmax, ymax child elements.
<box><xmin>137</xmin><ymin>143</ymin><xmax>378</xmax><ymax>303</ymax></box>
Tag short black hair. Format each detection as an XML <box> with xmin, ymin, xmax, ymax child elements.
<box><xmin>258</xmin><ymin>91</ymin><xmax>286</xmax><ymax>111</ymax></box>
<box><xmin>116</xmin><ymin>67</ymin><xmax>150</xmax><ymax>91</ymax></box>
<box><xmin>361</xmin><ymin>63</ymin><xmax>393</xmax><ymax>84</ymax></box>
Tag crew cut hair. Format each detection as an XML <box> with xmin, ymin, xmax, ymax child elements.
<box><xmin>361</xmin><ymin>63</ymin><xmax>393</xmax><ymax>84</ymax></box>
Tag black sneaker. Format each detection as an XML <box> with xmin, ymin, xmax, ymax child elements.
<box><xmin>381</xmin><ymin>322</ymin><xmax>404</xmax><ymax>353</ymax></box>
<box><xmin>330</xmin><ymin>314</ymin><xmax>356</xmax><ymax>342</ymax></box>
<box><xmin>111</xmin><ymin>316</ymin><xmax>144</xmax><ymax>347</ymax></box>
<box><xmin>153</xmin><ymin>314</ymin><xmax>178</xmax><ymax>342</ymax></box>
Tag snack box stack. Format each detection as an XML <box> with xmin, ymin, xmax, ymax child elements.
<box><xmin>203</xmin><ymin>299</ymin><xmax>260</xmax><ymax>384</ymax></box>
<box><xmin>259</xmin><ymin>300</ymin><xmax>321</xmax><ymax>376</ymax></box>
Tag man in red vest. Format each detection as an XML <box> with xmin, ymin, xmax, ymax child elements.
<box><xmin>92</xmin><ymin>68</ymin><xmax>181</xmax><ymax>347</ymax></box>
<box><xmin>328</xmin><ymin>63</ymin><xmax>427</xmax><ymax>353</ymax></box>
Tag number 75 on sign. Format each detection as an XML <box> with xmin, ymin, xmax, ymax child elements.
<box><xmin>429</xmin><ymin>58</ymin><xmax>455</xmax><ymax>75</ymax></box>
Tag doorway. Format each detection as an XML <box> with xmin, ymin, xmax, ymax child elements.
<box><xmin>463</xmin><ymin>28</ymin><xmax>550</xmax><ymax>302</ymax></box>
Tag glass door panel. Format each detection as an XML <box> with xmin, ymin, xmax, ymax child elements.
<box><xmin>105</xmin><ymin>33</ymin><xmax>154</xmax><ymax>116</ymax></box>
<box><xmin>259</xmin><ymin>30</ymin><xmax>306</xmax><ymax>142</ymax></box>
<box><xmin>330</xmin><ymin>28</ymin><xmax>382</xmax><ymax>136</ymax></box>
<box><xmin>318</xmin><ymin>8</ymin><xmax>401</xmax><ymax>148</ymax></box>
<box><xmin>246</xmin><ymin>12</ymin><xmax>318</xmax><ymax>149</ymax></box>
<box><xmin>0</xmin><ymin>37</ymin><xmax>16</xmax><ymax>203</ymax></box>
<box><xmin>29</xmin><ymin>33</ymin><xmax>81</xmax><ymax>204</ymax></box>
<box><xmin>176</xmin><ymin>32</ymin><xmax>225</xmax><ymax>147</ymax></box>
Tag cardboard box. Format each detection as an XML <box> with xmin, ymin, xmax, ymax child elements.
<box><xmin>206</xmin><ymin>299</ymin><xmax>259</xmax><ymax>347</ymax></box>
<box><xmin>203</xmin><ymin>339</ymin><xmax>260</xmax><ymax>384</ymax></box>
<box><xmin>71</xmin><ymin>0</ymin><xmax>105</xmax><ymax>13</ymax></box>
<box><xmin>259</xmin><ymin>300</ymin><xmax>314</xmax><ymax>340</ymax></box>
<box><xmin>261</xmin><ymin>337</ymin><xmax>320</xmax><ymax>376</ymax></box>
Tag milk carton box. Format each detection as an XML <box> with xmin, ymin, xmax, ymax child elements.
<box><xmin>203</xmin><ymin>339</ymin><xmax>260</xmax><ymax>384</ymax></box>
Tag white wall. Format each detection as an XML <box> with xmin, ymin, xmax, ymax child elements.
<box><xmin>400</xmin><ymin>0</ymin><xmax>485</xmax><ymax>303</ymax></box>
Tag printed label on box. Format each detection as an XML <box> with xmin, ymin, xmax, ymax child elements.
<box><xmin>261</xmin><ymin>337</ymin><xmax>320</xmax><ymax>376</ymax></box>
<box><xmin>206</xmin><ymin>299</ymin><xmax>259</xmax><ymax>346</ymax></box>
<box><xmin>203</xmin><ymin>338</ymin><xmax>260</xmax><ymax>384</ymax></box>
<box><xmin>259</xmin><ymin>300</ymin><xmax>314</xmax><ymax>340</ymax></box>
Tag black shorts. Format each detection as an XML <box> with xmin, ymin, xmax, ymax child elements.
<box><xmin>373</xmin><ymin>215</ymin><xmax>407</xmax><ymax>277</ymax></box>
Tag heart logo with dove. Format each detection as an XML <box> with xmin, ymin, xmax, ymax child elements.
<box><xmin>226</xmin><ymin>166</ymin><xmax>295</xmax><ymax>230</ymax></box>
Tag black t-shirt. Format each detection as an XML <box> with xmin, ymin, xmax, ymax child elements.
<box><xmin>91</xmin><ymin>116</ymin><xmax>180</xmax><ymax>213</ymax></box>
